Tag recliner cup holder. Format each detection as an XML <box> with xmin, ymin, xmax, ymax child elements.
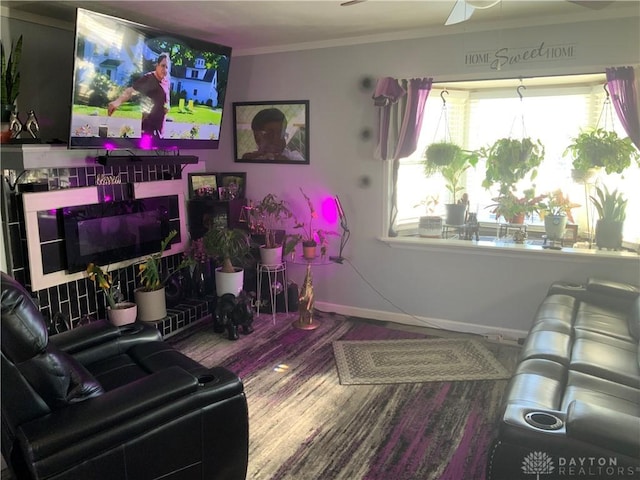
<box><xmin>198</xmin><ymin>374</ymin><xmax>216</xmax><ymax>386</ymax></box>
<box><xmin>524</xmin><ymin>412</ymin><xmax>564</xmax><ymax>430</ymax></box>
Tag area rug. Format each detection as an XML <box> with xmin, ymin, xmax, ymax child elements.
<box><xmin>333</xmin><ymin>338</ymin><xmax>511</xmax><ymax>385</ymax></box>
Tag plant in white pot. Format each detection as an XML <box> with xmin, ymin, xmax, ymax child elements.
<box><xmin>86</xmin><ymin>263</ymin><xmax>137</xmax><ymax>326</ymax></box>
<box><xmin>135</xmin><ymin>230</ymin><xmax>194</xmax><ymax>322</ymax></box>
<box><xmin>564</xmin><ymin>128</ymin><xmax>639</xmax><ymax>182</ymax></box>
<box><xmin>203</xmin><ymin>225</ymin><xmax>251</xmax><ymax>297</ymax></box>
<box><xmin>538</xmin><ymin>189</ymin><xmax>581</xmax><ymax>242</ymax></box>
<box><xmin>251</xmin><ymin>193</ymin><xmax>293</xmax><ymax>268</ymax></box>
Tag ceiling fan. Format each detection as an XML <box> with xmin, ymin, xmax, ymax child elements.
<box><xmin>445</xmin><ymin>0</ymin><xmax>615</xmax><ymax>26</ymax></box>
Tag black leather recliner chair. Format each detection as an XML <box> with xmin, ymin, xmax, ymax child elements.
<box><xmin>1</xmin><ymin>272</ymin><xmax>249</xmax><ymax>480</ymax></box>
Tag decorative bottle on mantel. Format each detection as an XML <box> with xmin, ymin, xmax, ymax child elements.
<box><xmin>24</xmin><ymin>110</ymin><xmax>40</xmax><ymax>138</ymax></box>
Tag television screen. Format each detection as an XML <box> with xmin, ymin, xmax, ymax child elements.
<box><xmin>69</xmin><ymin>8</ymin><xmax>232</xmax><ymax>150</ymax></box>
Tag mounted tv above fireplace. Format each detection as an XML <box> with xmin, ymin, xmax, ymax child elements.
<box><xmin>68</xmin><ymin>8</ymin><xmax>232</xmax><ymax>151</ymax></box>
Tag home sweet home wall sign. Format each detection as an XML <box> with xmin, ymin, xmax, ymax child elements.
<box><xmin>465</xmin><ymin>41</ymin><xmax>576</xmax><ymax>71</ymax></box>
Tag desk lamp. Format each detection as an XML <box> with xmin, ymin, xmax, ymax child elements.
<box><xmin>330</xmin><ymin>195</ymin><xmax>350</xmax><ymax>263</ymax></box>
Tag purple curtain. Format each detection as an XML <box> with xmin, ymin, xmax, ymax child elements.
<box><xmin>606</xmin><ymin>66</ymin><xmax>640</xmax><ymax>150</ymax></box>
<box><xmin>373</xmin><ymin>77</ymin><xmax>433</xmax><ymax>235</ymax></box>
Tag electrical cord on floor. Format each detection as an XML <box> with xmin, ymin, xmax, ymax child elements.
<box><xmin>334</xmin><ymin>257</ymin><xmax>443</xmax><ymax>330</ymax></box>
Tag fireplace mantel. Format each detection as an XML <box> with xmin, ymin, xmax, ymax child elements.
<box><xmin>2</xmin><ymin>144</ymin><xmax>200</xmax><ymax>170</ymax></box>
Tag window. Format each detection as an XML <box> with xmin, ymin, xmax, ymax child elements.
<box><xmin>392</xmin><ymin>73</ymin><xmax>639</xmax><ymax>246</ymax></box>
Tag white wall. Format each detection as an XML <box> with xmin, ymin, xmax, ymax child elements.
<box><xmin>208</xmin><ymin>17</ymin><xmax>640</xmax><ymax>336</ymax></box>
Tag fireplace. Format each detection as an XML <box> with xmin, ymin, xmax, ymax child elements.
<box><xmin>22</xmin><ymin>180</ymin><xmax>187</xmax><ymax>291</ymax></box>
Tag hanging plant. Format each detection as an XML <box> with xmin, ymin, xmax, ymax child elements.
<box><xmin>478</xmin><ymin>137</ymin><xmax>545</xmax><ymax>194</ymax></box>
<box><xmin>564</xmin><ymin>128</ymin><xmax>639</xmax><ymax>175</ymax></box>
<box><xmin>424</xmin><ymin>142</ymin><xmax>462</xmax><ymax>175</ymax></box>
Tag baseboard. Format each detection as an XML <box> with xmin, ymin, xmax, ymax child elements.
<box><xmin>314</xmin><ymin>301</ymin><xmax>528</xmax><ymax>340</ymax></box>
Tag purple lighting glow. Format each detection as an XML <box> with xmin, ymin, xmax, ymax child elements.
<box><xmin>321</xmin><ymin>196</ymin><xmax>339</xmax><ymax>224</ymax></box>
<box><xmin>139</xmin><ymin>135</ymin><xmax>154</xmax><ymax>150</ymax></box>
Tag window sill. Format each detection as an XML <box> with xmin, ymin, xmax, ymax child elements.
<box><xmin>377</xmin><ymin>236</ymin><xmax>639</xmax><ymax>263</ymax></box>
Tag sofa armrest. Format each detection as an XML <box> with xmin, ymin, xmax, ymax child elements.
<box><xmin>50</xmin><ymin>321</ymin><xmax>163</xmax><ymax>366</ymax></box>
<box><xmin>566</xmin><ymin>400</ymin><xmax>640</xmax><ymax>459</ymax></box>
<box><xmin>51</xmin><ymin>321</ymin><xmax>161</xmax><ymax>354</ymax></box>
<box><xmin>18</xmin><ymin>365</ymin><xmax>244</xmax><ymax>475</ymax></box>
<box><xmin>585</xmin><ymin>278</ymin><xmax>640</xmax><ymax>311</ymax></box>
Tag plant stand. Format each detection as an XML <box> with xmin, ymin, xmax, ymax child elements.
<box><xmin>256</xmin><ymin>262</ymin><xmax>288</xmax><ymax>324</ymax></box>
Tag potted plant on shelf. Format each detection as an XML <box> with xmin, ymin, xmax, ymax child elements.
<box><xmin>86</xmin><ymin>263</ymin><xmax>137</xmax><ymax>326</ymax></box>
<box><xmin>203</xmin><ymin>225</ymin><xmax>251</xmax><ymax>296</ymax></box>
<box><xmin>251</xmin><ymin>193</ymin><xmax>293</xmax><ymax>267</ymax></box>
<box><xmin>538</xmin><ymin>189</ymin><xmax>581</xmax><ymax>241</ymax></box>
<box><xmin>487</xmin><ymin>188</ymin><xmax>546</xmax><ymax>224</ymax></box>
<box><xmin>564</xmin><ymin>128</ymin><xmax>639</xmax><ymax>182</ymax></box>
<box><xmin>135</xmin><ymin>230</ymin><xmax>194</xmax><ymax>322</ymax></box>
<box><xmin>479</xmin><ymin>137</ymin><xmax>545</xmax><ymax>195</ymax></box>
<box><xmin>291</xmin><ymin>188</ymin><xmax>338</xmax><ymax>260</ymax></box>
<box><xmin>589</xmin><ymin>185</ymin><xmax>627</xmax><ymax>250</ymax></box>
<box><xmin>1</xmin><ymin>35</ymin><xmax>22</xmax><ymax>142</ymax></box>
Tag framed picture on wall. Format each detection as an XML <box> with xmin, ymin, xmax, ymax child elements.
<box><xmin>216</xmin><ymin>172</ymin><xmax>247</xmax><ymax>200</ymax></box>
<box><xmin>188</xmin><ymin>172</ymin><xmax>218</xmax><ymax>199</ymax></box>
<box><xmin>233</xmin><ymin>100</ymin><xmax>309</xmax><ymax>165</ymax></box>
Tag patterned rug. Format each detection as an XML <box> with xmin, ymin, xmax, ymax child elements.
<box><xmin>333</xmin><ymin>338</ymin><xmax>512</xmax><ymax>385</ymax></box>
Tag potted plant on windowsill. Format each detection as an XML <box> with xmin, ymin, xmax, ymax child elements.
<box><xmin>538</xmin><ymin>189</ymin><xmax>581</xmax><ymax>241</ymax></box>
<box><xmin>589</xmin><ymin>185</ymin><xmax>627</xmax><ymax>250</ymax></box>
<box><xmin>251</xmin><ymin>193</ymin><xmax>293</xmax><ymax>268</ymax></box>
<box><xmin>414</xmin><ymin>194</ymin><xmax>442</xmax><ymax>238</ymax></box>
<box><xmin>563</xmin><ymin>128</ymin><xmax>639</xmax><ymax>183</ymax></box>
<box><xmin>479</xmin><ymin>137</ymin><xmax>545</xmax><ymax>195</ymax></box>
<box><xmin>135</xmin><ymin>230</ymin><xmax>194</xmax><ymax>322</ymax></box>
<box><xmin>203</xmin><ymin>225</ymin><xmax>251</xmax><ymax>296</ymax></box>
<box><xmin>487</xmin><ymin>188</ymin><xmax>546</xmax><ymax>225</ymax></box>
<box><xmin>422</xmin><ymin>142</ymin><xmax>478</xmax><ymax>226</ymax></box>
<box><xmin>86</xmin><ymin>263</ymin><xmax>137</xmax><ymax>326</ymax></box>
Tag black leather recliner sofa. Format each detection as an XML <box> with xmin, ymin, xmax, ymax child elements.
<box><xmin>1</xmin><ymin>272</ymin><xmax>249</xmax><ymax>480</ymax></box>
<box><xmin>487</xmin><ymin>277</ymin><xmax>640</xmax><ymax>480</ymax></box>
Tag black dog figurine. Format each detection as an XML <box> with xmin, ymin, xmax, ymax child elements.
<box><xmin>214</xmin><ymin>291</ymin><xmax>255</xmax><ymax>340</ymax></box>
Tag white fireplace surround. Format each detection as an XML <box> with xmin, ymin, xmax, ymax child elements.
<box><xmin>23</xmin><ymin>180</ymin><xmax>188</xmax><ymax>291</ymax></box>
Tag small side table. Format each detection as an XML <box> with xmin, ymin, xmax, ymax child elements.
<box><xmin>256</xmin><ymin>262</ymin><xmax>288</xmax><ymax>324</ymax></box>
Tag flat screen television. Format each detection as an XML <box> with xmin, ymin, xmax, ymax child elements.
<box><xmin>69</xmin><ymin>8</ymin><xmax>232</xmax><ymax>151</ymax></box>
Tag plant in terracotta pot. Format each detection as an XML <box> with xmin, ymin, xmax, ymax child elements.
<box><xmin>563</xmin><ymin>128</ymin><xmax>639</xmax><ymax>181</ymax></box>
<box><xmin>589</xmin><ymin>185</ymin><xmax>627</xmax><ymax>250</ymax></box>
<box><xmin>203</xmin><ymin>225</ymin><xmax>251</xmax><ymax>296</ymax></box>
<box><xmin>292</xmin><ymin>188</ymin><xmax>337</xmax><ymax>260</ymax></box>
<box><xmin>487</xmin><ymin>188</ymin><xmax>546</xmax><ymax>224</ymax></box>
<box><xmin>251</xmin><ymin>193</ymin><xmax>293</xmax><ymax>266</ymax></box>
<box><xmin>86</xmin><ymin>262</ymin><xmax>137</xmax><ymax>326</ymax></box>
<box><xmin>135</xmin><ymin>230</ymin><xmax>194</xmax><ymax>322</ymax></box>
<box><xmin>478</xmin><ymin>137</ymin><xmax>545</xmax><ymax>195</ymax></box>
